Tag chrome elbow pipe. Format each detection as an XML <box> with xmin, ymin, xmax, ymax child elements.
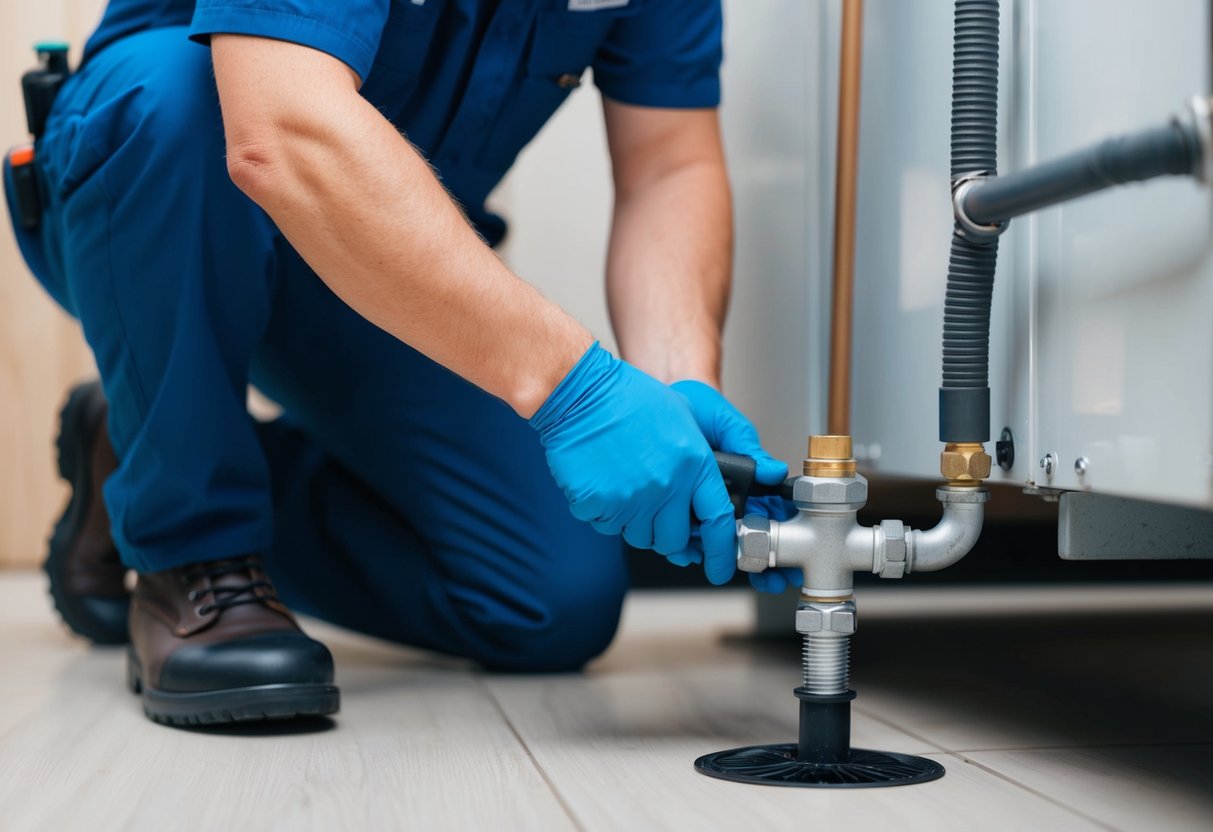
<box><xmin>907</xmin><ymin>487</ymin><xmax>990</xmax><ymax>573</ymax></box>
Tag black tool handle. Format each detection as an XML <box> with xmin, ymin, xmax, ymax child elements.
<box><xmin>714</xmin><ymin>451</ymin><xmax>793</xmax><ymax>518</ymax></box>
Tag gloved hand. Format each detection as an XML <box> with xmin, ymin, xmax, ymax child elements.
<box><xmin>530</xmin><ymin>343</ymin><xmax>737</xmax><ymax>584</ymax></box>
<box><xmin>670</xmin><ymin>381</ymin><xmax>789</xmax><ymax>487</ymax></box>
<box><xmin>742</xmin><ymin>494</ymin><xmax>803</xmax><ymax>594</ymax></box>
<box><xmin>666</xmin><ymin>380</ymin><xmax>790</xmax><ymax>581</ymax></box>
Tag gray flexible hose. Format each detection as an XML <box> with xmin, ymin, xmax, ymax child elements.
<box><xmin>961</xmin><ymin>119</ymin><xmax>1201</xmax><ymax>225</ymax></box>
<box><xmin>940</xmin><ymin>0</ymin><xmax>1001</xmax><ymax>444</ymax></box>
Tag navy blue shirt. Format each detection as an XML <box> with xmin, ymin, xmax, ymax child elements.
<box><xmin>83</xmin><ymin>0</ymin><xmax>723</xmax><ymax>244</ymax></box>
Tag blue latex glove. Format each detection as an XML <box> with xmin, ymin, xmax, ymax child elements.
<box><xmin>743</xmin><ymin>495</ymin><xmax>803</xmax><ymax>594</ymax></box>
<box><xmin>530</xmin><ymin>344</ymin><xmax>737</xmax><ymax>584</ymax></box>
<box><xmin>670</xmin><ymin>381</ymin><xmax>789</xmax><ymax>487</ymax></box>
<box><xmin>665</xmin><ymin>380</ymin><xmax>791</xmax><ymax>577</ymax></box>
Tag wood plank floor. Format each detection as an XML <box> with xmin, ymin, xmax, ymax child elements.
<box><xmin>0</xmin><ymin>572</ymin><xmax>1211</xmax><ymax>831</ymax></box>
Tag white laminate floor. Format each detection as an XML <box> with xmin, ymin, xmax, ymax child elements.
<box><xmin>1</xmin><ymin>571</ymin><xmax>1212</xmax><ymax>831</ymax></box>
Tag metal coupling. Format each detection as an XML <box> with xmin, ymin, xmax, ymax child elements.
<box><xmin>737</xmin><ymin>515</ymin><xmax>775</xmax><ymax>574</ymax></box>
<box><xmin>795</xmin><ymin>599</ymin><xmax>857</xmax><ymax>635</ymax></box>
<box><xmin>791</xmin><ymin>473</ymin><xmax>868</xmax><ymax>511</ymax></box>
<box><xmin>951</xmin><ymin>171</ymin><xmax>1009</xmax><ymax>242</ymax></box>
<box><xmin>1186</xmin><ymin>95</ymin><xmax>1213</xmax><ymax>184</ymax></box>
<box><xmin>873</xmin><ymin>519</ymin><xmax>909</xmax><ymax>579</ymax></box>
<box><xmin>908</xmin><ymin>486</ymin><xmax>990</xmax><ymax>573</ymax></box>
<box><xmin>940</xmin><ymin>441</ymin><xmax>992</xmax><ymax>485</ymax></box>
<box><xmin>803</xmin><ymin>434</ymin><xmax>857</xmax><ymax>478</ymax></box>
<box><xmin>797</xmin><ymin>599</ymin><xmax>855</xmax><ymax>696</ymax></box>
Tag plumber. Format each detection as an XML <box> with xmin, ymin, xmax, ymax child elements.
<box><xmin>1</xmin><ymin>0</ymin><xmax>797</xmax><ymax>726</ymax></box>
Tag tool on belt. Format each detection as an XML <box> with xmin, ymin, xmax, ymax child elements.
<box><xmin>8</xmin><ymin>42</ymin><xmax>72</xmax><ymax>230</ymax></box>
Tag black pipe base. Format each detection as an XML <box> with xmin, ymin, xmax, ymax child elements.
<box><xmin>695</xmin><ymin>687</ymin><xmax>945</xmax><ymax>788</ymax></box>
<box><xmin>694</xmin><ymin>744</ymin><xmax>945</xmax><ymax>788</ymax></box>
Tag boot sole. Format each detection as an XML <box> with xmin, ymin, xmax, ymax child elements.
<box><xmin>127</xmin><ymin>649</ymin><xmax>340</xmax><ymax>726</ymax></box>
<box><xmin>45</xmin><ymin>384</ymin><xmax>130</xmax><ymax>645</ymax></box>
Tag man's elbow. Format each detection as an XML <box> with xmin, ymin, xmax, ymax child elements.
<box><xmin>225</xmin><ymin>133</ymin><xmax>287</xmax><ymax>203</ymax></box>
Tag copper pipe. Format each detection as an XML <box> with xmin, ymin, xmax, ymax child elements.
<box><xmin>827</xmin><ymin>0</ymin><xmax>864</xmax><ymax>437</ymax></box>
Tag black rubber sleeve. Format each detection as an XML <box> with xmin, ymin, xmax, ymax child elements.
<box><xmin>940</xmin><ymin>0</ymin><xmax>1001</xmax><ymax>444</ymax></box>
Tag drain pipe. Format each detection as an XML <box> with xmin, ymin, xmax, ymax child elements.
<box><xmin>937</xmin><ymin>0</ymin><xmax>1001</xmax><ymax>483</ymax></box>
<box><xmin>941</xmin><ymin>8</ymin><xmax>1212</xmax><ymax>470</ymax></box>
<box><xmin>956</xmin><ymin>97</ymin><xmax>1212</xmax><ymax>228</ymax></box>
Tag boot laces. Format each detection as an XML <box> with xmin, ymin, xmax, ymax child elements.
<box><xmin>184</xmin><ymin>556</ymin><xmax>281</xmax><ymax>615</ymax></box>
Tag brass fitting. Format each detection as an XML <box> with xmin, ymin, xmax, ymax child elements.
<box><xmin>940</xmin><ymin>442</ymin><xmax>992</xmax><ymax>484</ymax></box>
<box><xmin>804</xmin><ymin>434</ymin><xmax>857</xmax><ymax>478</ymax></box>
<box><xmin>800</xmin><ymin>590</ymin><xmax>855</xmax><ymax>605</ymax></box>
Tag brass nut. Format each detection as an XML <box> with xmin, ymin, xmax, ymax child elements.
<box><xmin>807</xmin><ymin>435</ymin><xmax>853</xmax><ymax>460</ymax></box>
<box><xmin>940</xmin><ymin>443</ymin><xmax>992</xmax><ymax>482</ymax></box>
<box><xmin>804</xmin><ymin>434</ymin><xmax>857</xmax><ymax>478</ymax></box>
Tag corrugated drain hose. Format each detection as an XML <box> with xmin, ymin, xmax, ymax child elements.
<box><xmin>940</xmin><ymin>0</ymin><xmax>1001</xmax><ymax>444</ymax></box>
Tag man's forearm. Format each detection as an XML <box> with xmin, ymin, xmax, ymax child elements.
<box><xmin>213</xmin><ymin>36</ymin><xmax>591</xmax><ymax>418</ymax></box>
<box><xmin>606</xmin><ymin>159</ymin><xmax>732</xmax><ymax>388</ymax></box>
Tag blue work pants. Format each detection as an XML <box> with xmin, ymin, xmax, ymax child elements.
<box><xmin>10</xmin><ymin>28</ymin><xmax>626</xmax><ymax>672</ymax></box>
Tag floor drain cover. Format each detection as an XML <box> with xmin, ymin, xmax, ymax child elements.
<box><xmin>695</xmin><ymin>743</ymin><xmax>945</xmax><ymax>788</ymax></box>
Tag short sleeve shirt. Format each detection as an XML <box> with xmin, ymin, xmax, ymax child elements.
<box><xmin>84</xmin><ymin>0</ymin><xmax>724</xmax><ymax>244</ymax></box>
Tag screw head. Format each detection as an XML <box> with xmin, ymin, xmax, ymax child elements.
<box><xmin>1039</xmin><ymin>453</ymin><xmax>1057</xmax><ymax>477</ymax></box>
<box><xmin>995</xmin><ymin>427</ymin><xmax>1015</xmax><ymax>471</ymax></box>
<box><xmin>1074</xmin><ymin>457</ymin><xmax>1089</xmax><ymax>476</ymax></box>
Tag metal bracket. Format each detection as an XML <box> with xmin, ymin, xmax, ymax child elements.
<box><xmin>1059</xmin><ymin>491</ymin><xmax>1213</xmax><ymax>560</ymax></box>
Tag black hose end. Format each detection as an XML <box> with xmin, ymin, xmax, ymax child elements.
<box><xmin>939</xmin><ymin>387</ymin><xmax>990</xmax><ymax>443</ymax></box>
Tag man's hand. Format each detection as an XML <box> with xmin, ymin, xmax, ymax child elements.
<box><xmin>671</xmin><ymin>381</ymin><xmax>788</xmax><ymax>485</ymax></box>
<box><xmin>671</xmin><ymin>380</ymin><xmax>793</xmax><ymax>586</ymax></box>
<box><xmin>531</xmin><ymin>344</ymin><xmax>737</xmax><ymax>585</ymax></box>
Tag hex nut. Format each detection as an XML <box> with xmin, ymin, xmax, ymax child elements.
<box><xmin>736</xmin><ymin>516</ymin><xmax>772</xmax><ymax>573</ymax></box>
<box><xmin>791</xmin><ymin>475</ymin><xmax>868</xmax><ymax>507</ymax></box>
<box><xmin>795</xmin><ymin>607</ymin><xmax>823</xmax><ymax>633</ymax></box>
<box><xmin>830</xmin><ymin>609</ymin><xmax>856</xmax><ymax>634</ymax></box>
<box><xmin>878</xmin><ymin>519</ymin><xmax>907</xmax><ymax>580</ymax></box>
<box><xmin>795</xmin><ymin>603</ymin><xmax>856</xmax><ymax>635</ymax></box>
<box><xmin>940</xmin><ymin>446</ymin><xmax>992</xmax><ymax>482</ymax></box>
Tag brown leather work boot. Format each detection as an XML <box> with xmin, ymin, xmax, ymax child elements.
<box><xmin>127</xmin><ymin>556</ymin><xmax>339</xmax><ymax>726</ymax></box>
<box><xmin>46</xmin><ymin>381</ymin><xmax>130</xmax><ymax>644</ymax></box>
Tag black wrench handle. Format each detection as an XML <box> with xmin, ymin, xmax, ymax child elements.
<box><xmin>713</xmin><ymin>451</ymin><xmax>793</xmax><ymax>518</ymax></box>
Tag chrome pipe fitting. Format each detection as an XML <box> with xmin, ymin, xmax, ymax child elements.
<box><xmin>797</xmin><ymin>599</ymin><xmax>855</xmax><ymax>696</ymax></box>
<box><xmin>1186</xmin><ymin>95</ymin><xmax>1213</xmax><ymax>184</ymax></box>
<box><xmin>907</xmin><ymin>487</ymin><xmax>990</xmax><ymax>573</ymax></box>
<box><xmin>735</xmin><ymin>478</ymin><xmax>988</xmax><ymax>590</ymax></box>
<box><xmin>802</xmin><ymin>634</ymin><xmax>850</xmax><ymax>695</ymax></box>
<box><xmin>951</xmin><ymin>171</ymin><xmax>1009</xmax><ymax>242</ymax></box>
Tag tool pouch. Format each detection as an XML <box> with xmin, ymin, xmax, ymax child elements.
<box><xmin>4</xmin><ymin>146</ymin><xmax>52</xmax><ymax>281</ymax></box>
<box><xmin>23</xmin><ymin>43</ymin><xmax>71</xmax><ymax>139</ymax></box>
<box><xmin>6</xmin><ymin>147</ymin><xmax>41</xmax><ymax>230</ymax></box>
<box><xmin>5</xmin><ymin>43</ymin><xmax>71</xmax><ymax>233</ymax></box>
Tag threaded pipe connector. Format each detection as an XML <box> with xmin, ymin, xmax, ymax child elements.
<box><xmin>803</xmin><ymin>633</ymin><xmax>851</xmax><ymax>695</ymax></box>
